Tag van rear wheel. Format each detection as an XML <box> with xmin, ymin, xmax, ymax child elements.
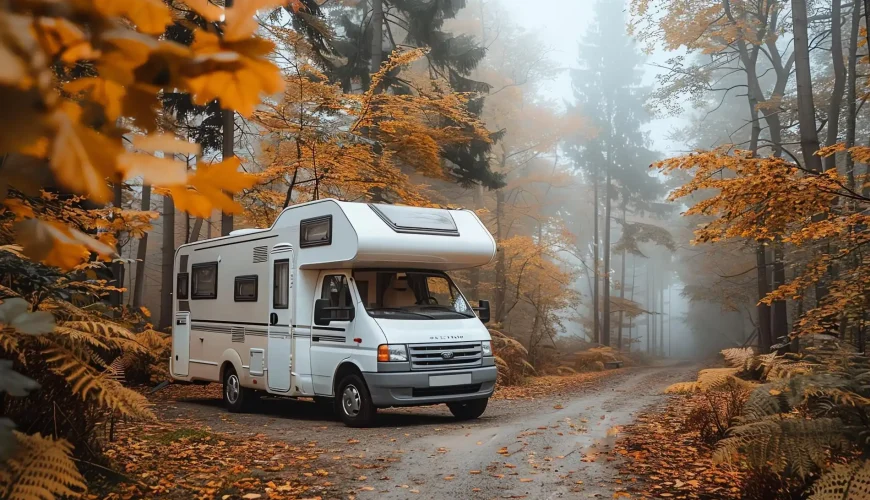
<box><xmin>447</xmin><ymin>398</ymin><xmax>488</xmax><ymax>420</ymax></box>
<box><xmin>223</xmin><ymin>367</ymin><xmax>250</xmax><ymax>413</ymax></box>
<box><xmin>335</xmin><ymin>374</ymin><xmax>376</xmax><ymax>427</ymax></box>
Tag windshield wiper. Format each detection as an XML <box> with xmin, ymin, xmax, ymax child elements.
<box><xmin>418</xmin><ymin>306</ymin><xmax>476</xmax><ymax>318</ymax></box>
<box><xmin>368</xmin><ymin>308</ymin><xmax>435</xmax><ymax>319</ymax></box>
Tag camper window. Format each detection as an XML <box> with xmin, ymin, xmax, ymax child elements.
<box><xmin>177</xmin><ymin>272</ymin><xmax>189</xmax><ymax>300</ymax></box>
<box><xmin>321</xmin><ymin>275</ymin><xmax>353</xmax><ymax>321</ymax></box>
<box><xmin>300</xmin><ymin>216</ymin><xmax>331</xmax><ymax>248</ymax></box>
<box><xmin>273</xmin><ymin>260</ymin><xmax>290</xmax><ymax>309</ymax></box>
<box><xmin>234</xmin><ymin>275</ymin><xmax>258</xmax><ymax>302</ymax></box>
<box><xmin>191</xmin><ymin>262</ymin><xmax>218</xmax><ymax>299</ymax></box>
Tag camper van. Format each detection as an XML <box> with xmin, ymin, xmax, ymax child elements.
<box><xmin>169</xmin><ymin>199</ymin><xmax>497</xmax><ymax>427</ymax></box>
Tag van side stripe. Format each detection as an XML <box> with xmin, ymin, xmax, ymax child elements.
<box><xmin>193</xmin><ymin>234</ymin><xmax>278</xmax><ymax>251</ymax></box>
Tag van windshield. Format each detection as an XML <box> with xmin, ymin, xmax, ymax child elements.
<box><xmin>352</xmin><ymin>270</ymin><xmax>474</xmax><ymax>320</ymax></box>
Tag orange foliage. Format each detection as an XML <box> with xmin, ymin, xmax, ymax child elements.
<box><xmin>1</xmin><ymin>0</ymin><xmax>282</xmax><ymax>269</ymax></box>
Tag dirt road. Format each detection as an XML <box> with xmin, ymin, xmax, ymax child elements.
<box><xmin>154</xmin><ymin>362</ymin><xmax>697</xmax><ymax>499</ymax></box>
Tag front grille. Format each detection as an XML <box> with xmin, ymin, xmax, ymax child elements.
<box><xmin>409</xmin><ymin>342</ymin><xmax>482</xmax><ymax>371</ymax></box>
<box><xmin>413</xmin><ymin>384</ymin><xmax>482</xmax><ymax>398</ymax></box>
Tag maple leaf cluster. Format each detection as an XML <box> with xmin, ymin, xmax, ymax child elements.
<box><xmin>0</xmin><ymin>0</ymin><xmax>283</xmax><ymax>269</ymax></box>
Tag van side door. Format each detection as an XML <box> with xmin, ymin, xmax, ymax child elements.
<box><xmin>310</xmin><ymin>271</ymin><xmax>356</xmax><ymax>396</ymax></box>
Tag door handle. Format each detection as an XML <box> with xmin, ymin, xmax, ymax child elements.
<box><xmin>270</xmin><ymin>312</ymin><xmax>279</xmax><ymax>326</ymax></box>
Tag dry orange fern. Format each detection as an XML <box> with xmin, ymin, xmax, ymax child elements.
<box><xmin>0</xmin><ymin>432</ymin><xmax>86</xmax><ymax>500</ymax></box>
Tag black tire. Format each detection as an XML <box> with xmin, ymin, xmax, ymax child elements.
<box><xmin>335</xmin><ymin>374</ymin><xmax>376</xmax><ymax>427</ymax></box>
<box><xmin>222</xmin><ymin>366</ymin><xmax>249</xmax><ymax>413</ymax></box>
<box><xmin>447</xmin><ymin>398</ymin><xmax>488</xmax><ymax>420</ymax></box>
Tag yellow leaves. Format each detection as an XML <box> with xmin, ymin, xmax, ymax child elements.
<box><xmin>133</xmin><ymin>133</ymin><xmax>201</xmax><ymax>156</ymax></box>
<box><xmin>187</xmin><ymin>30</ymin><xmax>283</xmax><ymax>116</ymax></box>
<box><xmin>14</xmin><ymin>218</ymin><xmax>116</xmax><ymax>270</ymax></box>
<box><xmin>93</xmin><ymin>0</ymin><xmax>173</xmax><ymax>35</ymax></box>
<box><xmin>65</xmin><ymin>77</ymin><xmax>126</xmax><ymax>121</ymax></box>
<box><xmin>167</xmin><ymin>157</ymin><xmax>258</xmax><ymax>218</ymax></box>
<box><xmin>49</xmin><ymin>105</ymin><xmax>121</xmax><ymax>204</ymax></box>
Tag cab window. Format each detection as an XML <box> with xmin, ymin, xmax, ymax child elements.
<box><xmin>321</xmin><ymin>275</ymin><xmax>353</xmax><ymax>321</ymax></box>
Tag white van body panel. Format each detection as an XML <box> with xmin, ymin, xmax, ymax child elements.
<box><xmin>170</xmin><ymin>199</ymin><xmax>497</xmax><ymax>406</ymax></box>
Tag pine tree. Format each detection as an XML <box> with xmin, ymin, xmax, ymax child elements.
<box><xmin>568</xmin><ymin>0</ymin><xmax>659</xmax><ymax>346</ymax></box>
<box><xmin>304</xmin><ymin>0</ymin><xmax>503</xmax><ymax>190</ymax></box>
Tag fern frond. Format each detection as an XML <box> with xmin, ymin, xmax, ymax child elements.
<box><xmin>137</xmin><ymin>329</ymin><xmax>170</xmax><ymax>351</ymax></box>
<box><xmin>61</xmin><ymin>321</ymin><xmax>137</xmax><ymax>341</ymax></box>
<box><xmin>51</xmin><ymin>326</ymin><xmax>109</xmax><ymax>351</ymax></box>
<box><xmin>714</xmin><ymin>416</ymin><xmax>845</xmax><ymax>477</ymax></box>
<box><xmin>721</xmin><ymin>347</ymin><xmax>755</xmax><ymax>368</ymax></box>
<box><xmin>665</xmin><ymin>381</ymin><xmax>699</xmax><ymax>394</ymax></box>
<box><xmin>0</xmin><ymin>329</ymin><xmax>19</xmax><ymax>354</ymax></box>
<box><xmin>810</xmin><ymin>459</ymin><xmax>870</xmax><ymax>499</ymax></box>
<box><xmin>43</xmin><ymin>346</ymin><xmax>154</xmax><ymax>419</ymax></box>
<box><xmin>0</xmin><ymin>432</ymin><xmax>86</xmax><ymax>500</ymax></box>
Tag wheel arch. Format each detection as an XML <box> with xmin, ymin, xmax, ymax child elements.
<box><xmin>332</xmin><ymin>358</ymin><xmax>366</xmax><ymax>396</ymax></box>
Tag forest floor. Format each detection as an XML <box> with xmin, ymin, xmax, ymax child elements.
<box><xmin>93</xmin><ymin>362</ymin><xmax>700</xmax><ymax>499</ymax></box>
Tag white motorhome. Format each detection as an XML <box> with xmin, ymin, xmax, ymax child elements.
<box><xmin>170</xmin><ymin>199</ymin><xmax>497</xmax><ymax>427</ymax></box>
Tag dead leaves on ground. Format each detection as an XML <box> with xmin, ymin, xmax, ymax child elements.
<box><xmin>493</xmin><ymin>371</ymin><xmax>619</xmax><ymax>401</ymax></box>
<box><xmin>612</xmin><ymin>396</ymin><xmax>745</xmax><ymax>499</ymax></box>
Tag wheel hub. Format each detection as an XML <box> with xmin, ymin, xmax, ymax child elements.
<box><xmin>226</xmin><ymin>374</ymin><xmax>240</xmax><ymax>404</ymax></box>
<box><xmin>342</xmin><ymin>385</ymin><xmax>361</xmax><ymax>417</ymax></box>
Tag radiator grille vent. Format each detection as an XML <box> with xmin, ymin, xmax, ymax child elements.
<box><xmin>409</xmin><ymin>343</ymin><xmax>483</xmax><ymax>371</ymax></box>
<box><xmin>253</xmin><ymin>246</ymin><xmax>268</xmax><ymax>263</ymax></box>
<box><xmin>231</xmin><ymin>327</ymin><xmax>245</xmax><ymax>343</ymax></box>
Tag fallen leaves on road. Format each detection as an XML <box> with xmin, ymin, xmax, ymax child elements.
<box><xmin>612</xmin><ymin>395</ymin><xmax>745</xmax><ymax>499</ymax></box>
<box><xmin>493</xmin><ymin>371</ymin><xmax>621</xmax><ymax>400</ymax></box>
<box><xmin>94</xmin><ymin>420</ymin><xmax>345</xmax><ymax>499</ymax></box>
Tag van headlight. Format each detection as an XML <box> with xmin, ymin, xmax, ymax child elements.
<box><xmin>481</xmin><ymin>340</ymin><xmax>493</xmax><ymax>356</ymax></box>
<box><xmin>378</xmin><ymin>344</ymin><xmax>408</xmax><ymax>362</ymax></box>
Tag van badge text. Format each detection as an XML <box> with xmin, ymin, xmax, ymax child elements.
<box><xmin>429</xmin><ymin>335</ymin><xmax>464</xmax><ymax>340</ymax></box>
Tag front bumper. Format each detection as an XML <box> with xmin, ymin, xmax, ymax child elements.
<box><xmin>363</xmin><ymin>362</ymin><xmax>497</xmax><ymax>407</ymax></box>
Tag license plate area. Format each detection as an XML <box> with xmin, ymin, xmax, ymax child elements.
<box><xmin>429</xmin><ymin>373</ymin><xmax>472</xmax><ymax>387</ymax></box>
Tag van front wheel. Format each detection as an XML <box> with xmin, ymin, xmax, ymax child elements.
<box><xmin>336</xmin><ymin>374</ymin><xmax>376</xmax><ymax>427</ymax></box>
<box><xmin>447</xmin><ymin>398</ymin><xmax>488</xmax><ymax>420</ymax></box>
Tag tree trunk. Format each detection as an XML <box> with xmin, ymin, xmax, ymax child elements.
<box><xmin>825</xmin><ymin>0</ymin><xmax>846</xmax><ymax>172</ymax></box>
<box><xmin>651</xmin><ymin>270</ymin><xmax>657</xmax><ymax>355</ymax></box>
<box><xmin>846</xmin><ymin>1</ymin><xmax>860</xmax><ymax>189</ymax></box>
<box><xmin>659</xmin><ymin>275</ymin><xmax>665</xmax><ymax>356</ymax></box>
<box><xmin>592</xmin><ymin>168</ymin><xmax>601</xmax><ymax>344</ymax></box>
<box><xmin>189</xmin><ymin>217</ymin><xmax>205</xmax><ymax>243</ymax></box>
<box><xmin>159</xmin><ymin>195</ymin><xmax>175</xmax><ymax>331</ymax></box>
<box><xmin>772</xmin><ymin>242</ymin><xmax>788</xmax><ymax>341</ymax></box>
<box><xmin>132</xmin><ymin>184</ymin><xmax>151</xmax><ymax>308</ymax></box>
<box><xmin>111</xmin><ymin>182</ymin><xmax>125</xmax><ymax>310</ymax></box>
<box><xmin>602</xmin><ymin>169</ymin><xmax>612</xmax><ymax>347</ymax></box>
<box><xmin>616</xmin><ymin>205</ymin><xmax>627</xmax><ymax>350</ymax></box>
<box><xmin>370</xmin><ymin>0</ymin><xmax>383</xmax><ymax>74</ymax></box>
<box><xmin>627</xmin><ymin>255</ymin><xmax>636</xmax><ymax>351</ymax></box>
<box><xmin>468</xmin><ymin>185</ymin><xmax>484</xmax><ymax>301</ymax></box>
<box><xmin>494</xmin><ymin>189</ymin><xmax>506</xmax><ymax>324</ymax></box>
<box><xmin>220</xmin><ymin>0</ymin><xmax>235</xmax><ymax>236</ymax></box>
<box><xmin>792</xmin><ymin>0</ymin><xmax>824</xmax><ymax>172</ymax></box>
<box><xmin>756</xmin><ymin>243</ymin><xmax>772</xmax><ymax>352</ymax></box>
<box><xmin>646</xmin><ymin>264</ymin><xmax>651</xmax><ymax>353</ymax></box>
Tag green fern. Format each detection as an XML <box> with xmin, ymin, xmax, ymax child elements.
<box><xmin>714</xmin><ymin>416</ymin><xmax>846</xmax><ymax>478</ymax></box>
<box><xmin>0</xmin><ymin>432</ymin><xmax>86</xmax><ymax>500</ymax></box>
<box><xmin>810</xmin><ymin>460</ymin><xmax>870</xmax><ymax>499</ymax></box>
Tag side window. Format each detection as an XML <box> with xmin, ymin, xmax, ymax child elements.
<box><xmin>234</xmin><ymin>275</ymin><xmax>258</xmax><ymax>302</ymax></box>
<box><xmin>273</xmin><ymin>260</ymin><xmax>290</xmax><ymax>309</ymax></box>
<box><xmin>321</xmin><ymin>275</ymin><xmax>353</xmax><ymax>320</ymax></box>
<box><xmin>177</xmin><ymin>272</ymin><xmax>189</xmax><ymax>300</ymax></box>
<box><xmin>300</xmin><ymin>216</ymin><xmax>332</xmax><ymax>248</ymax></box>
<box><xmin>191</xmin><ymin>263</ymin><xmax>218</xmax><ymax>300</ymax></box>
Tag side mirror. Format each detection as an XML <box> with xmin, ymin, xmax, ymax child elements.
<box><xmin>476</xmin><ymin>300</ymin><xmax>491</xmax><ymax>324</ymax></box>
<box><xmin>314</xmin><ymin>299</ymin><xmax>331</xmax><ymax>326</ymax></box>
<box><xmin>314</xmin><ymin>299</ymin><xmax>356</xmax><ymax>326</ymax></box>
